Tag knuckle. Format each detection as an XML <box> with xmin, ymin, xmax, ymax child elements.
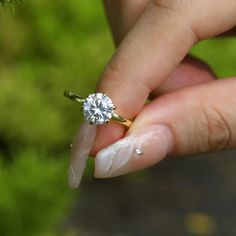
<box><xmin>201</xmin><ymin>102</ymin><xmax>231</xmax><ymax>151</ymax></box>
<box><xmin>151</xmin><ymin>0</ymin><xmax>198</xmax><ymax>42</ymax></box>
<box><xmin>151</xmin><ymin>0</ymin><xmax>179</xmax><ymax>14</ymax></box>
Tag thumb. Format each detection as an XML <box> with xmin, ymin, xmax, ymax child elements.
<box><xmin>93</xmin><ymin>1</ymin><xmax>197</xmax><ymax>153</ymax></box>
<box><xmin>94</xmin><ymin>78</ymin><xmax>236</xmax><ymax>178</ymax></box>
<box><xmin>93</xmin><ymin>0</ymin><xmax>236</xmax><ymax>154</ymax></box>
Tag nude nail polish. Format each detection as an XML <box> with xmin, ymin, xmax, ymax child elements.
<box><xmin>94</xmin><ymin>125</ymin><xmax>173</xmax><ymax>178</ymax></box>
<box><xmin>68</xmin><ymin>121</ymin><xmax>97</xmax><ymax>188</ymax></box>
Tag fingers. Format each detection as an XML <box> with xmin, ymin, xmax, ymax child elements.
<box><xmin>178</xmin><ymin>0</ymin><xmax>236</xmax><ymax>39</ymax></box>
<box><xmin>104</xmin><ymin>0</ymin><xmax>236</xmax><ymax>46</ymax></box>
<box><xmin>98</xmin><ymin>1</ymin><xmax>198</xmax><ymax>107</ymax></box>
<box><xmin>94</xmin><ymin>0</ymin><xmax>236</xmax><ymax>155</ymax></box>
<box><xmin>69</xmin><ymin>0</ymin><xmax>236</xmax><ymax>187</ymax></box>
<box><xmin>91</xmin><ymin>56</ymin><xmax>215</xmax><ymax>155</ymax></box>
<box><xmin>98</xmin><ymin>0</ymin><xmax>236</xmax><ymax>114</ymax></box>
<box><xmin>93</xmin><ymin>2</ymin><xmax>199</xmax><ymax>154</ymax></box>
<box><xmin>103</xmin><ymin>0</ymin><xmax>149</xmax><ymax>45</ymax></box>
<box><xmin>94</xmin><ymin>78</ymin><xmax>236</xmax><ymax>178</ymax></box>
<box><xmin>94</xmin><ymin>124</ymin><xmax>173</xmax><ymax>178</ymax></box>
<box><xmin>69</xmin><ymin>56</ymin><xmax>215</xmax><ymax>187</ymax></box>
<box><xmin>151</xmin><ymin>56</ymin><xmax>216</xmax><ymax>97</ymax></box>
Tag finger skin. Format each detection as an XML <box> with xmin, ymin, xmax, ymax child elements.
<box><xmin>99</xmin><ymin>0</ymin><xmax>236</xmax><ymax>115</ymax></box>
<box><xmin>103</xmin><ymin>0</ymin><xmax>149</xmax><ymax>46</ymax></box>
<box><xmin>93</xmin><ymin>0</ymin><xmax>236</xmax><ymax>155</ymax></box>
<box><xmin>93</xmin><ymin>2</ymin><xmax>197</xmax><ymax>155</ymax></box>
<box><xmin>91</xmin><ymin>56</ymin><xmax>215</xmax><ymax>156</ymax></box>
<box><xmin>151</xmin><ymin>56</ymin><xmax>216</xmax><ymax>97</ymax></box>
<box><xmin>95</xmin><ymin>78</ymin><xmax>236</xmax><ymax>177</ymax></box>
<box><xmin>104</xmin><ymin>0</ymin><xmax>236</xmax><ymax>46</ymax></box>
<box><xmin>132</xmin><ymin>78</ymin><xmax>236</xmax><ymax>156</ymax></box>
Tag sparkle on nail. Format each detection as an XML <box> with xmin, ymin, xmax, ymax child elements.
<box><xmin>82</xmin><ymin>93</ymin><xmax>115</xmax><ymax>125</ymax></box>
<box><xmin>135</xmin><ymin>148</ymin><xmax>143</xmax><ymax>157</ymax></box>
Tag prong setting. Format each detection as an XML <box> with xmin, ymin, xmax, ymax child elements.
<box><xmin>82</xmin><ymin>93</ymin><xmax>115</xmax><ymax>125</ymax></box>
<box><xmin>64</xmin><ymin>90</ymin><xmax>133</xmax><ymax>128</ymax></box>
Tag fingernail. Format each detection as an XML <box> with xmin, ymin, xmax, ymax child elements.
<box><xmin>94</xmin><ymin>125</ymin><xmax>173</xmax><ymax>178</ymax></box>
<box><xmin>68</xmin><ymin>120</ymin><xmax>97</xmax><ymax>188</ymax></box>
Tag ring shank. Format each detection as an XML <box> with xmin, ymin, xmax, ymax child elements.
<box><xmin>64</xmin><ymin>90</ymin><xmax>85</xmax><ymax>103</ymax></box>
<box><xmin>64</xmin><ymin>90</ymin><xmax>133</xmax><ymax>128</ymax></box>
<box><xmin>112</xmin><ymin>113</ymin><xmax>133</xmax><ymax>128</ymax></box>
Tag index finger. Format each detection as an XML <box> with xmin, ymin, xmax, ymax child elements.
<box><xmin>91</xmin><ymin>1</ymin><xmax>196</xmax><ymax>154</ymax></box>
<box><xmin>91</xmin><ymin>0</ymin><xmax>236</xmax><ymax>155</ymax></box>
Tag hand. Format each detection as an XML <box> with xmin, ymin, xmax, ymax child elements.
<box><xmin>69</xmin><ymin>0</ymin><xmax>236</xmax><ymax>188</ymax></box>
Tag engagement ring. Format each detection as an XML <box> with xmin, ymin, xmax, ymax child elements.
<box><xmin>64</xmin><ymin>91</ymin><xmax>132</xmax><ymax>128</ymax></box>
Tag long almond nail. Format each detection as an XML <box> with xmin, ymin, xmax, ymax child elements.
<box><xmin>94</xmin><ymin>125</ymin><xmax>173</xmax><ymax>178</ymax></box>
<box><xmin>68</xmin><ymin>120</ymin><xmax>97</xmax><ymax>188</ymax></box>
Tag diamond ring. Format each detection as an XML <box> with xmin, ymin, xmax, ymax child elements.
<box><xmin>64</xmin><ymin>90</ymin><xmax>133</xmax><ymax>128</ymax></box>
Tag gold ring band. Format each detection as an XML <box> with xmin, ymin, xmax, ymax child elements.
<box><xmin>64</xmin><ymin>90</ymin><xmax>133</xmax><ymax>128</ymax></box>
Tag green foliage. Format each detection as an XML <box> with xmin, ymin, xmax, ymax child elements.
<box><xmin>0</xmin><ymin>0</ymin><xmax>25</xmax><ymax>14</ymax></box>
<box><xmin>0</xmin><ymin>1</ymin><xmax>113</xmax><ymax>149</ymax></box>
<box><xmin>0</xmin><ymin>1</ymin><xmax>113</xmax><ymax>235</ymax></box>
<box><xmin>0</xmin><ymin>0</ymin><xmax>25</xmax><ymax>4</ymax></box>
<box><xmin>0</xmin><ymin>149</ymin><xmax>74</xmax><ymax>236</ymax></box>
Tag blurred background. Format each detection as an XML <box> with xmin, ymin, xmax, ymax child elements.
<box><xmin>0</xmin><ymin>1</ymin><xmax>236</xmax><ymax>236</ymax></box>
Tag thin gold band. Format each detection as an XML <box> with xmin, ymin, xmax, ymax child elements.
<box><xmin>64</xmin><ymin>90</ymin><xmax>132</xmax><ymax>128</ymax></box>
<box><xmin>111</xmin><ymin>113</ymin><xmax>133</xmax><ymax>128</ymax></box>
<box><xmin>64</xmin><ymin>90</ymin><xmax>85</xmax><ymax>103</ymax></box>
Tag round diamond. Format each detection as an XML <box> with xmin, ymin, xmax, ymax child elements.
<box><xmin>82</xmin><ymin>93</ymin><xmax>114</xmax><ymax>125</ymax></box>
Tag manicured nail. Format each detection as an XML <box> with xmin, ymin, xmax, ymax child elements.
<box><xmin>68</xmin><ymin>120</ymin><xmax>97</xmax><ymax>188</ymax></box>
<box><xmin>94</xmin><ymin>125</ymin><xmax>173</xmax><ymax>178</ymax></box>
